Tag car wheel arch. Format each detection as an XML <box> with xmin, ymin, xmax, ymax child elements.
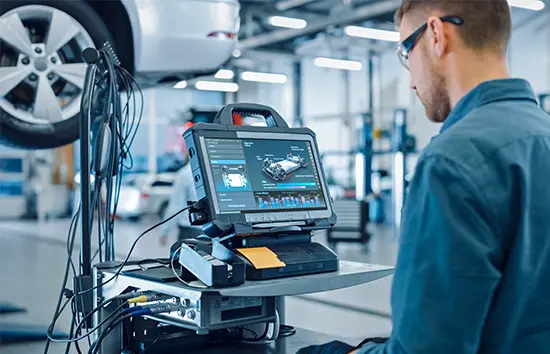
<box><xmin>84</xmin><ymin>0</ymin><xmax>135</xmax><ymax>74</ymax></box>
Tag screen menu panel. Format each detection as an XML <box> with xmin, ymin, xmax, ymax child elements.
<box><xmin>204</xmin><ymin>138</ymin><xmax>327</xmax><ymax>213</ymax></box>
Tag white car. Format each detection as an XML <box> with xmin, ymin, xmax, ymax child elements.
<box><xmin>115</xmin><ymin>173</ymin><xmax>176</xmax><ymax>220</ymax></box>
<box><xmin>0</xmin><ymin>0</ymin><xmax>240</xmax><ymax>149</ymax></box>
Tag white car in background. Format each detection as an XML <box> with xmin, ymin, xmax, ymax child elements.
<box><xmin>0</xmin><ymin>0</ymin><xmax>240</xmax><ymax>149</ymax></box>
<box><xmin>115</xmin><ymin>173</ymin><xmax>176</xmax><ymax>221</ymax></box>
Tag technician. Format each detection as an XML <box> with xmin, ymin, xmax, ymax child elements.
<box><xmin>300</xmin><ymin>0</ymin><xmax>550</xmax><ymax>353</ymax></box>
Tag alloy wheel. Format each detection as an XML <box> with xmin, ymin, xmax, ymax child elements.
<box><xmin>0</xmin><ymin>5</ymin><xmax>95</xmax><ymax>124</ymax></box>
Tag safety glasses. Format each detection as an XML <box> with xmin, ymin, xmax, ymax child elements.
<box><xmin>397</xmin><ymin>16</ymin><xmax>464</xmax><ymax>68</ymax></box>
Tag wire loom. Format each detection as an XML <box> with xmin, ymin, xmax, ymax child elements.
<box><xmin>43</xmin><ymin>43</ymin><xmax>149</xmax><ymax>354</ymax></box>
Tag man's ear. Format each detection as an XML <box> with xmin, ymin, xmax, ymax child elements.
<box><xmin>427</xmin><ymin>16</ymin><xmax>448</xmax><ymax>58</ymax></box>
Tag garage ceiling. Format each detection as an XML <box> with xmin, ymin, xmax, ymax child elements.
<box><xmin>237</xmin><ymin>0</ymin><xmax>400</xmax><ymax>52</ymax></box>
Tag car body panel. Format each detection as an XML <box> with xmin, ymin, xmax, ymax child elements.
<box><xmin>120</xmin><ymin>0</ymin><xmax>239</xmax><ymax>79</ymax></box>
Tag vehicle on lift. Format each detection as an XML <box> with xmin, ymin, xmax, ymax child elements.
<box><xmin>262</xmin><ymin>153</ymin><xmax>307</xmax><ymax>181</ymax></box>
<box><xmin>0</xmin><ymin>0</ymin><xmax>240</xmax><ymax>149</ymax></box>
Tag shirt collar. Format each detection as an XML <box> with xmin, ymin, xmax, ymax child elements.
<box><xmin>441</xmin><ymin>78</ymin><xmax>538</xmax><ymax>133</ymax></box>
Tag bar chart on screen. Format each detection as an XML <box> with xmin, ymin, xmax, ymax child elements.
<box><xmin>256</xmin><ymin>192</ymin><xmax>323</xmax><ymax>209</ymax></box>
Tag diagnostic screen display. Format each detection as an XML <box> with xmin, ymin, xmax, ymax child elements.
<box><xmin>204</xmin><ymin>138</ymin><xmax>327</xmax><ymax>213</ymax></box>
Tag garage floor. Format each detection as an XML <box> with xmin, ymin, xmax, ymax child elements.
<box><xmin>0</xmin><ymin>218</ymin><xmax>398</xmax><ymax>353</ymax></box>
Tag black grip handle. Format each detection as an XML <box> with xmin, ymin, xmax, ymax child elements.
<box><xmin>213</xmin><ymin>103</ymin><xmax>289</xmax><ymax>128</ymax></box>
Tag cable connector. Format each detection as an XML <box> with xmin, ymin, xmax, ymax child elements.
<box><xmin>102</xmin><ymin>42</ymin><xmax>121</xmax><ymax>66</ymax></box>
<box><xmin>131</xmin><ymin>303</ymin><xmax>180</xmax><ymax>317</ymax></box>
<box><xmin>127</xmin><ymin>293</ymin><xmax>171</xmax><ymax>304</ymax></box>
<box><xmin>148</xmin><ymin>302</ymin><xmax>181</xmax><ymax>315</ymax></box>
<box><xmin>63</xmin><ymin>288</ymin><xmax>74</xmax><ymax>299</ymax></box>
<box><xmin>116</xmin><ymin>290</ymin><xmax>154</xmax><ymax>301</ymax></box>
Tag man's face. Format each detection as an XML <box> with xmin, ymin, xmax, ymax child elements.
<box><xmin>399</xmin><ymin>15</ymin><xmax>451</xmax><ymax>123</ymax></box>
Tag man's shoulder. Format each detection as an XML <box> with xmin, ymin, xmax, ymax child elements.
<box><xmin>423</xmin><ymin>101</ymin><xmax>550</xmax><ymax>169</ymax></box>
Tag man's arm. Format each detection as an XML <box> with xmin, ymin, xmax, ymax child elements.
<box><xmin>358</xmin><ymin>155</ymin><xmax>502</xmax><ymax>354</ymax></box>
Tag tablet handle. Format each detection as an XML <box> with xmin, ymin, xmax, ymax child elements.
<box><xmin>214</xmin><ymin>103</ymin><xmax>289</xmax><ymax>128</ymax></box>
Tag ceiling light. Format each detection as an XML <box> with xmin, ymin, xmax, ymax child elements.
<box><xmin>241</xmin><ymin>71</ymin><xmax>288</xmax><ymax>84</ymax></box>
<box><xmin>269</xmin><ymin>16</ymin><xmax>307</xmax><ymax>29</ymax></box>
<box><xmin>173</xmin><ymin>80</ymin><xmax>187</xmax><ymax>89</ymax></box>
<box><xmin>195</xmin><ymin>81</ymin><xmax>239</xmax><ymax>92</ymax></box>
<box><xmin>313</xmin><ymin>57</ymin><xmax>362</xmax><ymax>71</ymax></box>
<box><xmin>344</xmin><ymin>26</ymin><xmax>400</xmax><ymax>42</ymax></box>
<box><xmin>215</xmin><ymin>69</ymin><xmax>234</xmax><ymax>79</ymax></box>
<box><xmin>508</xmin><ymin>0</ymin><xmax>545</xmax><ymax>10</ymax></box>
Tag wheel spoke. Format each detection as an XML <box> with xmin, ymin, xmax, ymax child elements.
<box><xmin>0</xmin><ymin>13</ymin><xmax>34</xmax><ymax>57</ymax></box>
<box><xmin>0</xmin><ymin>66</ymin><xmax>31</xmax><ymax>96</ymax></box>
<box><xmin>45</xmin><ymin>9</ymin><xmax>81</xmax><ymax>55</ymax></box>
<box><xmin>53</xmin><ymin>63</ymin><xmax>87</xmax><ymax>89</ymax></box>
<box><xmin>34</xmin><ymin>74</ymin><xmax>63</xmax><ymax>122</ymax></box>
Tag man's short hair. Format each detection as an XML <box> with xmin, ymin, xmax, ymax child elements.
<box><xmin>395</xmin><ymin>0</ymin><xmax>512</xmax><ymax>54</ymax></box>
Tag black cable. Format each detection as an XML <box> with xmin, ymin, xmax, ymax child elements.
<box><xmin>65</xmin><ymin>304</ymin><xmax>76</xmax><ymax>354</ymax></box>
<box><xmin>141</xmin><ymin>336</ymin><xmax>161</xmax><ymax>353</ymax></box>
<box><xmin>76</xmin><ymin>206</ymin><xmax>192</xmax><ymax>299</ymax></box>
<box><xmin>48</xmin><ymin>298</ymin><xmax>127</xmax><ymax>344</ymax></box>
<box><xmin>279</xmin><ymin>324</ymin><xmax>296</xmax><ymax>338</ymax></box>
<box><xmin>71</xmin><ymin>300</ymin><xmax>84</xmax><ymax>354</ymax></box>
<box><xmin>44</xmin><ymin>209</ymin><xmax>80</xmax><ymax>354</ymax></box>
<box><xmin>73</xmin><ymin>300</ymin><xmax>128</xmax><ymax>343</ymax></box>
<box><xmin>66</xmin><ymin>300</ymin><xmax>84</xmax><ymax>354</ymax></box>
<box><xmin>66</xmin><ymin>204</ymin><xmax>81</xmax><ymax>278</ymax></box>
<box><xmin>257</xmin><ymin>323</ymin><xmax>270</xmax><ymax>340</ymax></box>
<box><xmin>137</xmin><ymin>258</ymin><xmax>170</xmax><ymax>268</ymax></box>
<box><xmin>240</xmin><ymin>327</ymin><xmax>258</xmax><ymax>339</ymax></box>
<box><xmin>95</xmin><ymin>182</ymin><xmax>103</xmax><ymax>263</ymax></box>
<box><xmin>89</xmin><ymin>313</ymin><xmax>133</xmax><ymax>354</ymax></box>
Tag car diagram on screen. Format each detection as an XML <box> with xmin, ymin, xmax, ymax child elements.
<box><xmin>222</xmin><ymin>165</ymin><xmax>249</xmax><ymax>188</ymax></box>
<box><xmin>262</xmin><ymin>154</ymin><xmax>308</xmax><ymax>181</ymax></box>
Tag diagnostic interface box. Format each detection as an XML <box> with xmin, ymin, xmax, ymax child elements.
<box><xmin>183</xmin><ymin>104</ymin><xmax>338</xmax><ymax>280</ymax></box>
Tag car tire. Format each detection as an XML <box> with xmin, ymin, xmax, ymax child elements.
<box><xmin>0</xmin><ymin>0</ymin><xmax>114</xmax><ymax>149</ymax></box>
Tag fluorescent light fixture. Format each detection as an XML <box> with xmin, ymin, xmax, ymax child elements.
<box><xmin>314</xmin><ymin>57</ymin><xmax>362</xmax><ymax>71</ymax></box>
<box><xmin>173</xmin><ymin>80</ymin><xmax>187</xmax><ymax>89</ymax></box>
<box><xmin>195</xmin><ymin>81</ymin><xmax>239</xmax><ymax>92</ymax></box>
<box><xmin>345</xmin><ymin>26</ymin><xmax>400</xmax><ymax>42</ymax></box>
<box><xmin>508</xmin><ymin>0</ymin><xmax>545</xmax><ymax>10</ymax></box>
<box><xmin>241</xmin><ymin>71</ymin><xmax>288</xmax><ymax>84</ymax></box>
<box><xmin>269</xmin><ymin>16</ymin><xmax>307</xmax><ymax>29</ymax></box>
<box><xmin>215</xmin><ymin>69</ymin><xmax>234</xmax><ymax>79</ymax></box>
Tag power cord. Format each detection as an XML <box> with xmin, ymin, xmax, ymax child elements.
<box><xmin>279</xmin><ymin>324</ymin><xmax>297</xmax><ymax>338</ymax></box>
<box><xmin>77</xmin><ymin>204</ymin><xmax>193</xmax><ymax>299</ymax></box>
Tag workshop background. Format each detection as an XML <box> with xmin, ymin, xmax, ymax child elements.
<box><xmin>1</xmin><ymin>0</ymin><xmax>550</xmax><ymax>352</ymax></box>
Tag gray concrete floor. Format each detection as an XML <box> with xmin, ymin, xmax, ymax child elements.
<box><xmin>0</xmin><ymin>218</ymin><xmax>398</xmax><ymax>353</ymax></box>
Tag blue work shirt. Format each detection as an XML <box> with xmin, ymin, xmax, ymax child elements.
<box><xmin>360</xmin><ymin>79</ymin><xmax>550</xmax><ymax>354</ymax></box>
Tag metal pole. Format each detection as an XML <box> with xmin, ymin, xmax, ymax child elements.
<box><xmin>293</xmin><ymin>61</ymin><xmax>303</xmax><ymax>127</ymax></box>
<box><xmin>365</xmin><ymin>50</ymin><xmax>375</xmax><ymax>195</ymax></box>
<box><xmin>276</xmin><ymin>296</ymin><xmax>285</xmax><ymax>325</ymax></box>
<box><xmin>363</xmin><ymin>113</ymin><xmax>373</xmax><ymax>196</ymax></box>
<box><xmin>80</xmin><ymin>64</ymin><xmax>97</xmax><ymax>277</ymax></box>
<box><xmin>148</xmin><ymin>88</ymin><xmax>158</xmax><ymax>176</ymax></box>
<box><xmin>232</xmin><ymin>68</ymin><xmax>240</xmax><ymax>104</ymax></box>
<box><xmin>368</xmin><ymin>51</ymin><xmax>374</xmax><ymax>123</ymax></box>
<box><xmin>343</xmin><ymin>52</ymin><xmax>354</xmax><ymax>186</ymax></box>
